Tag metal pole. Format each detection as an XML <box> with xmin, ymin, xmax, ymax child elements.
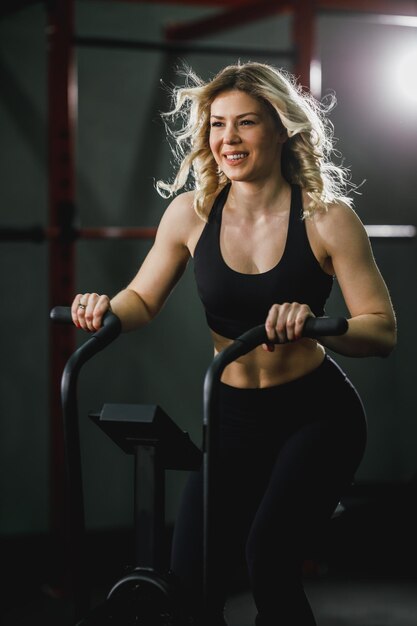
<box><xmin>47</xmin><ymin>0</ymin><xmax>77</xmax><ymax>576</ymax></box>
<box><xmin>293</xmin><ymin>0</ymin><xmax>316</xmax><ymax>90</ymax></box>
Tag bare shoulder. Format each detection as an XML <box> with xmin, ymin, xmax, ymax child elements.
<box><xmin>157</xmin><ymin>190</ymin><xmax>203</xmax><ymax>246</ymax></box>
<box><xmin>309</xmin><ymin>199</ymin><xmax>370</xmax><ymax>254</ymax></box>
<box><xmin>161</xmin><ymin>190</ymin><xmax>196</xmax><ymax>225</ymax></box>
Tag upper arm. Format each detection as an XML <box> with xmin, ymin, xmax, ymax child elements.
<box><xmin>316</xmin><ymin>203</ymin><xmax>395</xmax><ymax>323</ymax></box>
<box><xmin>126</xmin><ymin>192</ymin><xmax>197</xmax><ymax>317</ymax></box>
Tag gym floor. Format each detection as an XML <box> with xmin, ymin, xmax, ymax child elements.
<box><xmin>2</xmin><ymin>486</ymin><xmax>417</xmax><ymax>626</ymax></box>
<box><xmin>2</xmin><ymin>575</ymin><xmax>417</xmax><ymax>626</ymax></box>
<box><xmin>226</xmin><ymin>579</ymin><xmax>417</xmax><ymax>626</ymax></box>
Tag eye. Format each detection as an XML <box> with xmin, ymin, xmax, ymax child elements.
<box><xmin>240</xmin><ymin>119</ymin><xmax>255</xmax><ymax>126</ymax></box>
<box><xmin>210</xmin><ymin>121</ymin><xmax>223</xmax><ymax>128</ymax></box>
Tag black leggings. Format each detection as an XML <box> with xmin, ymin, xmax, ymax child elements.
<box><xmin>171</xmin><ymin>355</ymin><xmax>367</xmax><ymax>626</ymax></box>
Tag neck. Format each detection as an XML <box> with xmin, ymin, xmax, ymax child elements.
<box><xmin>228</xmin><ymin>175</ymin><xmax>290</xmax><ymax>217</ymax></box>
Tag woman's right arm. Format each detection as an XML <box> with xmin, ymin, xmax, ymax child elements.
<box><xmin>71</xmin><ymin>192</ymin><xmax>196</xmax><ymax>332</ymax></box>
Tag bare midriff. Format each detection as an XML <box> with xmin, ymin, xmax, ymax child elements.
<box><xmin>212</xmin><ymin>331</ymin><xmax>326</xmax><ymax>388</ymax></box>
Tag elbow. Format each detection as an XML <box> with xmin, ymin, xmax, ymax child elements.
<box><xmin>379</xmin><ymin>324</ymin><xmax>397</xmax><ymax>358</ymax></box>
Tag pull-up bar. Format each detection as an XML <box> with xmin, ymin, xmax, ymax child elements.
<box><xmin>75</xmin><ymin>35</ymin><xmax>293</xmax><ymax>59</ymax></box>
<box><xmin>1</xmin><ymin>224</ymin><xmax>415</xmax><ymax>243</ymax></box>
<box><xmin>0</xmin><ymin>226</ymin><xmax>158</xmax><ymax>242</ymax></box>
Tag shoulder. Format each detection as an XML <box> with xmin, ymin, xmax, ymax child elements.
<box><xmin>306</xmin><ymin>196</ymin><xmax>370</xmax><ymax>255</ymax></box>
<box><xmin>159</xmin><ymin>191</ymin><xmax>199</xmax><ymax>227</ymax></box>
<box><xmin>157</xmin><ymin>190</ymin><xmax>205</xmax><ymax>248</ymax></box>
<box><xmin>162</xmin><ymin>190</ymin><xmax>195</xmax><ymax>218</ymax></box>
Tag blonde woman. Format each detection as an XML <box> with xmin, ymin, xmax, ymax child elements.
<box><xmin>72</xmin><ymin>62</ymin><xmax>396</xmax><ymax>626</ymax></box>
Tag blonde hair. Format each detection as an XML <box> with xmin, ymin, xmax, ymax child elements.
<box><xmin>156</xmin><ymin>61</ymin><xmax>355</xmax><ymax>220</ymax></box>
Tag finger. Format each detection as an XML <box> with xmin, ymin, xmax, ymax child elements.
<box><xmin>275</xmin><ymin>302</ymin><xmax>291</xmax><ymax>344</ymax></box>
<box><xmin>265</xmin><ymin>304</ymin><xmax>280</xmax><ymax>342</ymax></box>
<box><xmin>294</xmin><ymin>305</ymin><xmax>314</xmax><ymax>340</ymax></box>
<box><xmin>91</xmin><ymin>295</ymin><xmax>111</xmax><ymax>331</ymax></box>
<box><xmin>285</xmin><ymin>303</ymin><xmax>304</xmax><ymax>342</ymax></box>
<box><xmin>76</xmin><ymin>292</ymin><xmax>91</xmax><ymax>331</ymax></box>
<box><xmin>84</xmin><ymin>293</ymin><xmax>100</xmax><ymax>332</ymax></box>
<box><xmin>71</xmin><ymin>294</ymin><xmax>84</xmax><ymax>328</ymax></box>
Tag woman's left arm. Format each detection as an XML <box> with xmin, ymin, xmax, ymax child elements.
<box><xmin>315</xmin><ymin>202</ymin><xmax>397</xmax><ymax>358</ymax></box>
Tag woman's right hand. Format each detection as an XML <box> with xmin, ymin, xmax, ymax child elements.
<box><xmin>71</xmin><ymin>292</ymin><xmax>112</xmax><ymax>331</ymax></box>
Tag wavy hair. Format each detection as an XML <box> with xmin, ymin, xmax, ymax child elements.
<box><xmin>156</xmin><ymin>61</ymin><xmax>355</xmax><ymax>220</ymax></box>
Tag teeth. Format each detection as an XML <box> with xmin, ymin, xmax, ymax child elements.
<box><xmin>226</xmin><ymin>153</ymin><xmax>247</xmax><ymax>160</ymax></box>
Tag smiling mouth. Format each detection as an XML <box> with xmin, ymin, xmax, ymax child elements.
<box><xmin>224</xmin><ymin>152</ymin><xmax>249</xmax><ymax>162</ymax></box>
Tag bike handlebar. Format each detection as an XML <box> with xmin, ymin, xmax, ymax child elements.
<box><xmin>234</xmin><ymin>316</ymin><xmax>348</xmax><ymax>354</ymax></box>
<box><xmin>50</xmin><ymin>305</ymin><xmax>122</xmax><ymax>617</ymax></box>
<box><xmin>204</xmin><ymin>316</ymin><xmax>348</xmax><ymax>390</ymax></box>
<box><xmin>50</xmin><ymin>306</ymin><xmax>122</xmax><ymax>350</ymax></box>
<box><xmin>49</xmin><ymin>306</ymin><xmax>122</xmax><ymax>352</ymax></box>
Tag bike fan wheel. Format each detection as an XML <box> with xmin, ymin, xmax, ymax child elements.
<box><xmin>105</xmin><ymin>569</ymin><xmax>187</xmax><ymax>626</ymax></box>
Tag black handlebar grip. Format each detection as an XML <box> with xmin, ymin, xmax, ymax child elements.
<box><xmin>50</xmin><ymin>306</ymin><xmax>122</xmax><ymax>345</ymax></box>
<box><xmin>235</xmin><ymin>316</ymin><xmax>348</xmax><ymax>354</ymax></box>
<box><xmin>302</xmin><ymin>316</ymin><xmax>348</xmax><ymax>338</ymax></box>
<box><xmin>50</xmin><ymin>306</ymin><xmax>73</xmax><ymax>324</ymax></box>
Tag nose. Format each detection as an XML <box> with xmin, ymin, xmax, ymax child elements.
<box><xmin>223</xmin><ymin>122</ymin><xmax>241</xmax><ymax>145</ymax></box>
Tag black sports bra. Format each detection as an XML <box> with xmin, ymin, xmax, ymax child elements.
<box><xmin>193</xmin><ymin>184</ymin><xmax>334</xmax><ymax>339</ymax></box>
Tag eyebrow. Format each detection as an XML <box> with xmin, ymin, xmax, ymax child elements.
<box><xmin>210</xmin><ymin>112</ymin><xmax>261</xmax><ymax>119</ymax></box>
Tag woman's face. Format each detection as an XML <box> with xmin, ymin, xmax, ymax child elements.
<box><xmin>209</xmin><ymin>89</ymin><xmax>286</xmax><ymax>184</ymax></box>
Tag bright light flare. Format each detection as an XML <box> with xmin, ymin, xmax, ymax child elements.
<box><xmin>396</xmin><ymin>47</ymin><xmax>417</xmax><ymax>103</ymax></box>
<box><xmin>310</xmin><ymin>59</ymin><xmax>322</xmax><ymax>100</ymax></box>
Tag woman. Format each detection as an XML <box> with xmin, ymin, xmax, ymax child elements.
<box><xmin>72</xmin><ymin>62</ymin><xmax>396</xmax><ymax>626</ymax></box>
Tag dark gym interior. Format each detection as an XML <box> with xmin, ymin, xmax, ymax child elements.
<box><xmin>1</xmin><ymin>1</ymin><xmax>417</xmax><ymax>624</ymax></box>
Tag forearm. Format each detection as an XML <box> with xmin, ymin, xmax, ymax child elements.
<box><xmin>320</xmin><ymin>313</ymin><xmax>397</xmax><ymax>358</ymax></box>
<box><xmin>110</xmin><ymin>288</ymin><xmax>154</xmax><ymax>332</ymax></box>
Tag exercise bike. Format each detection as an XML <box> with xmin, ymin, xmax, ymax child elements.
<box><xmin>50</xmin><ymin>306</ymin><xmax>347</xmax><ymax>625</ymax></box>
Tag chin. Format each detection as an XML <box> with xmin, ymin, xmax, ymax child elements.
<box><xmin>225</xmin><ymin>170</ymin><xmax>253</xmax><ymax>182</ymax></box>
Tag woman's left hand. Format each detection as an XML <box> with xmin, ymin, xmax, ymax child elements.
<box><xmin>263</xmin><ymin>302</ymin><xmax>314</xmax><ymax>351</ymax></box>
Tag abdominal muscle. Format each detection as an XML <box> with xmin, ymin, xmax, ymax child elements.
<box><xmin>212</xmin><ymin>332</ymin><xmax>326</xmax><ymax>388</ymax></box>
